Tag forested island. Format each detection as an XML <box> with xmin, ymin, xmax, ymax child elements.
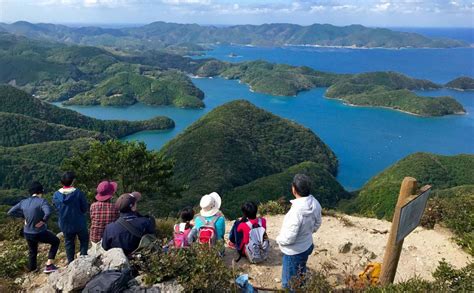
<box><xmin>0</xmin><ymin>21</ymin><xmax>467</xmax><ymax>50</ymax></box>
<box><xmin>0</xmin><ymin>33</ymin><xmax>205</xmax><ymax>108</ymax></box>
<box><xmin>445</xmin><ymin>77</ymin><xmax>474</xmax><ymax>91</ymax></box>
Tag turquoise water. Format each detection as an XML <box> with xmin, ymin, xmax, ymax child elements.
<box><xmin>60</xmin><ymin>42</ymin><xmax>474</xmax><ymax>191</ymax></box>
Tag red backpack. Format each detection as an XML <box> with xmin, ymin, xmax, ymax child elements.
<box><xmin>173</xmin><ymin>223</ymin><xmax>191</xmax><ymax>248</ymax></box>
<box><xmin>197</xmin><ymin>214</ymin><xmax>221</xmax><ymax>246</ymax></box>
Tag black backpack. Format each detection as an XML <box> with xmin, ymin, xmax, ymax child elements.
<box><xmin>228</xmin><ymin>218</ymin><xmax>244</xmax><ymax>261</ymax></box>
<box><xmin>82</xmin><ymin>268</ymin><xmax>133</xmax><ymax>293</ymax></box>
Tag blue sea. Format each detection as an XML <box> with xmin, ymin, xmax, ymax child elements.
<box><xmin>61</xmin><ymin>28</ymin><xmax>474</xmax><ymax>191</ymax></box>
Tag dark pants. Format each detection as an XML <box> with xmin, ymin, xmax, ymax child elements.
<box><xmin>282</xmin><ymin>244</ymin><xmax>314</xmax><ymax>290</ymax></box>
<box><xmin>64</xmin><ymin>229</ymin><xmax>89</xmax><ymax>263</ymax></box>
<box><xmin>24</xmin><ymin>230</ymin><xmax>60</xmax><ymax>272</ymax></box>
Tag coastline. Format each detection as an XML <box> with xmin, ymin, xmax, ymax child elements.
<box><xmin>325</xmin><ymin>96</ymin><xmax>467</xmax><ymax>117</ymax></box>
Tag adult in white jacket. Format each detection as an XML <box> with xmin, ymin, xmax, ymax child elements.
<box><xmin>276</xmin><ymin>174</ymin><xmax>322</xmax><ymax>290</ymax></box>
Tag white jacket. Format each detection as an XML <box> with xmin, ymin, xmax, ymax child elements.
<box><xmin>276</xmin><ymin>195</ymin><xmax>322</xmax><ymax>255</ymax></box>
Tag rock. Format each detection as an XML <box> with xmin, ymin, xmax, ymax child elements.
<box><xmin>100</xmin><ymin>248</ymin><xmax>129</xmax><ymax>271</ymax></box>
<box><xmin>367</xmin><ymin>252</ymin><xmax>377</xmax><ymax>260</ymax></box>
<box><xmin>274</xmin><ymin>278</ymin><xmax>281</xmax><ymax>283</ymax></box>
<box><xmin>338</xmin><ymin>242</ymin><xmax>352</xmax><ymax>253</ymax></box>
<box><xmin>33</xmin><ymin>284</ymin><xmax>56</xmax><ymax>293</ymax></box>
<box><xmin>48</xmin><ymin>255</ymin><xmax>101</xmax><ymax>292</ymax></box>
<box><xmin>153</xmin><ymin>280</ymin><xmax>184</xmax><ymax>293</ymax></box>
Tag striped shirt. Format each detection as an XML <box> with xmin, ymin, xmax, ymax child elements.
<box><xmin>90</xmin><ymin>201</ymin><xmax>119</xmax><ymax>243</ymax></box>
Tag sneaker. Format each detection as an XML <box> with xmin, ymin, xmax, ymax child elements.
<box><xmin>43</xmin><ymin>264</ymin><xmax>58</xmax><ymax>274</ymax></box>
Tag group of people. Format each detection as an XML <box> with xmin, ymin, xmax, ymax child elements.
<box><xmin>7</xmin><ymin>172</ymin><xmax>322</xmax><ymax>290</ymax></box>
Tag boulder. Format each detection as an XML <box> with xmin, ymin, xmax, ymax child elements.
<box><xmin>100</xmin><ymin>248</ymin><xmax>129</xmax><ymax>271</ymax></box>
<box><xmin>125</xmin><ymin>280</ymin><xmax>184</xmax><ymax>293</ymax></box>
<box><xmin>48</xmin><ymin>256</ymin><xmax>101</xmax><ymax>292</ymax></box>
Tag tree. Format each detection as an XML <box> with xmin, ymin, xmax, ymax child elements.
<box><xmin>62</xmin><ymin>140</ymin><xmax>176</xmax><ymax>201</ymax></box>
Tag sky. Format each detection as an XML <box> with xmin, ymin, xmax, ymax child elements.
<box><xmin>0</xmin><ymin>0</ymin><xmax>473</xmax><ymax>27</ymax></box>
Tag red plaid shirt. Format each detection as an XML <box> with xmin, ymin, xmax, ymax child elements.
<box><xmin>90</xmin><ymin>201</ymin><xmax>119</xmax><ymax>243</ymax></box>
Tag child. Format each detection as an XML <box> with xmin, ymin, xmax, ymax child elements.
<box><xmin>53</xmin><ymin>171</ymin><xmax>89</xmax><ymax>264</ymax></box>
<box><xmin>230</xmin><ymin>201</ymin><xmax>269</xmax><ymax>263</ymax></box>
<box><xmin>172</xmin><ymin>206</ymin><xmax>194</xmax><ymax>248</ymax></box>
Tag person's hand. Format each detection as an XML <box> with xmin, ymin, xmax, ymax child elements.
<box><xmin>35</xmin><ymin>221</ymin><xmax>45</xmax><ymax>228</ymax></box>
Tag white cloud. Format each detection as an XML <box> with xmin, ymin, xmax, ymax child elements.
<box><xmin>372</xmin><ymin>2</ymin><xmax>391</xmax><ymax>12</ymax></box>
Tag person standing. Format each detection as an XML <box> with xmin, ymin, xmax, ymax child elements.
<box><xmin>89</xmin><ymin>181</ymin><xmax>119</xmax><ymax>254</ymax></box>
<box><xmin>276</xmin><ymin>174</ymin><xmax>322</xmax><ymax>290</ymax></box>
<box><xmin>53</xmin><ymin>171</ymin><xmax>89</xmax><ymax>264</ymax></box>
<box><xmin>7</xmin><ymin>182</ymin><xmax>60</xmax><ymax>273</ymax></box>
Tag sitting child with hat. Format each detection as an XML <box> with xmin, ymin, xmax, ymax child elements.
<box><xmin>191</xmin><ymin>192</ymin><xmax>226</xmax><ymax>246</ymax></box>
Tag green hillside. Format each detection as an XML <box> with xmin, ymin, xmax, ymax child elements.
<box><xmin>0</xmin><ymin>85</ymin><xmax>174</xmax><ymax>138</ymax></box>
<box><xmin>222</xmin><ymin>161</ymin><xmax>350</xmax><ymax>218</ymax></box>
<box><xmin>0</xmin><ymin>21</ymin><xmax>467</xmax><ymax>49</ymax></box>
<box><xmin>445</xmin><ymin>76</ymin><xmax>474</xmax><ymax>91</ymax></box>
<box><xmin>340</xmin><ymin>153</ymin><xmax>474</xmax><ymax>219</ymax></box>
<box><xmin>0</xmin><ymin>139</ymin><xmax>92</xmax><ymax>192</ymax></box>
<box><xmin>160</xmin><ymin>100</ymin><xmax>338</xmax><ymax>205</ymax></box>
<box><xmin>0</xmin><ymin>33</ymin><xmax>205</xmax><ymax>108</ymax></box>
<box><xmin>65</xmin><ymin>71</ymin><xmax>204</xmax><ymax>108</ymax></box>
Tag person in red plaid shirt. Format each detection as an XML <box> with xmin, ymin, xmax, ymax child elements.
<box><xmin>90</xmin><ymin>181</ymin><xmax>119</xmax><ymax>252</ymax></box>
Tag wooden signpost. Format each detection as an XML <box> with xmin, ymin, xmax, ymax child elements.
<box><xmin>379</xmin><ymin>177</ymin><xmax>432</xmax><ymax>285</ymax></box>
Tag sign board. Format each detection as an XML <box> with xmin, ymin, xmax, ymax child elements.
<box><xmin>396</xmin><ymin>188</ymin><xmax>431</xmax><ymax>243</ymax></box>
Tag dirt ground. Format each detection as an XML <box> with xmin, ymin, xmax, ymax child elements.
<box><xmin>223</xmin><ymin>214</ymin><xmax>473</xmax><ymax>290</ymax></box>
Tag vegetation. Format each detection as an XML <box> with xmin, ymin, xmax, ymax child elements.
<box><xmin>62</xmin><ymin>140</ymin><xmax>177</xmax><ymax>204</ymax></box>
<box><xmin>0</xmin><ymin>139</ymin><xmax>92</xmax><ymax>192</ymax></box>
<box><xmin>445</xmin><ymin>76</ymin><xmax>474</xmax><ymax>91</ymax></box>
<box><xmin>161</xmin><ymin>100</ymin><xmax>338</xmax><ymax>210</ymax></box>
<box><xmin>222</xmin><ymin>161</ymin><xmax>350</xmax><ymax>218</ymax></box>
<box><xmin>340</xmin><ymin>153</ymin><xmax>474</xmax><ymax>255</ymax></box>
<box><xmin>0</xmin><ymin>33</ymin><xmax>205</xmax><ymax>108</ymax></box>
<box><xmin>64</xmin><ymin>71</ymin><xmax>204</xmax><ymax>108</ymax></box>
<box><xmin>0</xmin><ymin>85</ymin><xmax>174</xmax><ymax>139</ymax></box>
<box><xmin>0</xmin><ymin>21</ymin><xmax>467</xmax><ymax>49</ymax></box>
<box><xmin>134</xmin><ymin>243</ymin><xmax>236</xmax><ymax>292</ymax></box>
<box><xmin>324</xmin><ymin>72</ymin><xmax>465</xmax><ymax>116</ymax></box>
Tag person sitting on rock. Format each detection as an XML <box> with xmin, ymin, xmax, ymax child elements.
<box><xmin>101</xmin><ymin>192</ymin><xmax>155</xmax><ymax>256</ymax></box>
<box><xmin>53</xmin><ymin>171</ymin><xmax>89</xmax><ymax>264</ymax></box>
<box><xmin>7</xmin><ymin>182</ymin><xmax>60</xmax><ymax>273</ymax></box>
<box><xmin>276</xmin><ymin>174</ymin><xmax>322</xmax><ymax>290</ymax></box>
<box><xmin>89</xmin><ymin>181</ymin><xmax>119</xmax><ymax>254</ymax></box>
<box><xmin>191</xmin><ymin>192</ymin><xmax>225</xmax><ymax>245</ymax></box>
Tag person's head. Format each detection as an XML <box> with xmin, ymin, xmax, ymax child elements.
<box><xmin>199</xmin><ymin>192</ymin><xmax>222</xmax><ymax>217</ymax></box>
<box><xmin>61</xmin><ymin>171</ymin><xmax>76</xmax><ymax>187</ymax></box>
<box><xmin>292</xmin><ymin>174</ymin><xmax>311</xmax><ymax>198</ymax></box>
<box><xmin>241</xmin><ymin>201</ymin><xmax>258</xmax><ymax>220</ymax></box>
<box><xmin>95</xmin><ymin>180</ymin><xmax>118</xmax><ymax>202</ymax></box>
<box><xmin>29</xmin><ymin>181</ymin><xmax>44</xmax><ymax>196</ymax></box>
<box><xmin>180</xmin><ymin>207</ymin><xmax>194</xmax><ymax>222</ymax></box>
<box><xmin>115</xmin><ymin>192</ymin><xmax>142</xmax><ymax>213</ymax></box>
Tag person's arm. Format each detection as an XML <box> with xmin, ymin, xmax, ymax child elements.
<box><xmin>41</xmin><ymin>199</ymin><xmax>52</xmax><ymax>222</ymax></box>
<box><xmin>276</xmin><ymin>211</ymin><xmax>302</xmax><ymax>246</ymax></box>
<box><xmin>146</xmin><ymin>216</ymin><xmax>156</xmax><ymax>235</ymax></box>
<box><xmin>215</xmin><ymin>216</ymin><xmax>226</xmax><ymax>240</ymax></box>
<box><xmin>52</xmin><ymin>192</ymin><xmax>60</xmax><ymax>210</ymax></box>
<box><xmin>102</xmin><ymin>227</ymin><xmax>110</xmax><ymax>250</ymax></box>
<box><xmin>313</xmin><ymin>206</ymin><xmax>322</xmax><ymax>233</ymax></box>
<box><xmin>7</xmin><ymin>202</ymin><xmax>23</xmax><ymax>218</ymax></box>
<box><xmin>79</xmin><ymin>191</ymin><xmax>88</xmax><ymax>214</ymax></box>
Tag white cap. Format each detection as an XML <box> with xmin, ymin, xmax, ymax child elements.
<box><xmin>199</xmin><ymin>192</ymin><xmax>222</xmax><ymax>217</ymax></box>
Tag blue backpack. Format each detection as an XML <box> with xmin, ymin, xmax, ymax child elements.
<box><xmin>229</xmin><ymin>219</ymin><xmax>244</xmax><ymax>261</ymax></box>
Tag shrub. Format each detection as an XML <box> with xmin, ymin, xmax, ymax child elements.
<box><xmin>258</xmin><ymin>197</ymin><xmax>290</xmax><ymax>216</ymax></box>
<box><xmin>133</xmin><ymin>242</ymin><xmax>237</xmax><ymax>292</ymax></box>
<box><xmin>0</xmin><ymin>241</ymin><xmax>28</xmax><ymax>279</ymax></box>
<box><xmin>433</xmin><ymin>260</ymin><xmax>473</xmax><ymax>292</ymax></box>
<box><xmin>155</xmin><ymin>218</ymin><xmax>176</xmax><ymax>240</ymax></box>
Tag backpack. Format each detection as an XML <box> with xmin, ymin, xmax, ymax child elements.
<box><xmin>229</xmin><ymin>219</ymin><xmax>244</xmax><ymax>255</ymax></box>
<box><xmin>245</xmin><ymin>218</ymin><xmax>269</xmax><ymax>264</ymax></box>
<box><xmin>173</xmin><ymin>223</ymin><xmax>191</xmax><ymax>248</ymax></box>
<box><xmin>197</xmin><ymin>214</ymin><xmax>221</xmax><ymax>246</ymax></box>
<box><xmin>82</xmin><ymin>268</ymin><xmax>133</xmax><ymax>293</ymax></box>
<box><xmin>117</xmin><ymin>217</ymin><xmax>158</xmax><ymax>254</ymax></box>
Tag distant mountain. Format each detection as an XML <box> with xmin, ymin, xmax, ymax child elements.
<box><xmin>0</xmin><ymin>21</ymin><xmax>468</xmax><ymax>49</ymax></box>
<box><xmin>160</xmin><ymin>100</ymin><xmax>339</xmax><ymax>209</ymax></box>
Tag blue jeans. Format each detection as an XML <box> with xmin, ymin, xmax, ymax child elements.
<box><xmin>282</xmin><ymin>244</ymin><xmax>314</xmax><ymax>290</ymax></box>
<box><xmin>64</xmin><ymin>229</ymin><xmax>89</xmax><ymax>263</ymax></box>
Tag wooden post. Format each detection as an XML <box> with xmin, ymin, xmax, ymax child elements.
<box><xmin>379</xmin><ymin>177</ymin><xmax>418</xmax><ymax>285</ymax></box>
